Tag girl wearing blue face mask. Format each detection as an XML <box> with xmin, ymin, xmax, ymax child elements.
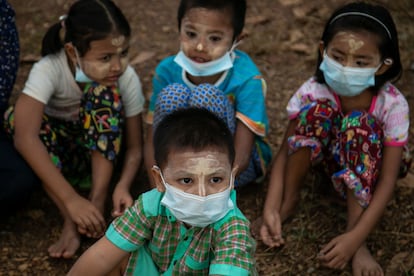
<box><xmin>3</xmin><ymin>0</ymin><xmax>145</xmax><ymax>259</ymax></box>
<box><xmin>144</xmin><ymin>0</ymin><xmax>272</xmax><ymax>189</ymax></box>
<box><xmin>258</xmin><ymin>2</ymin><xmax>411</xmax><ymax>275</ymax></box>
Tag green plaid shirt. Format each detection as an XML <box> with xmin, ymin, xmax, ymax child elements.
<box><xmin>106</xmin><ymin>189</ymin><xmax>257</xmax><ymax>275</ymax></box>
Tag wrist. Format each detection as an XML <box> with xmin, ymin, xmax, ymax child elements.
<box><xmin>114</xmin><ymin>181</ymin><xmax>130</xmax><ymax>191</ymax></box>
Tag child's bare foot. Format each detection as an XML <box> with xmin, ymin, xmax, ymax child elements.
<box><xmin>48</xmin><ymin>220</ymin><xmax>80</xmax><ymax>258</ymax></box>
<box><xmin>352</xmin><ymin>245</ymin><xmax>383</xmax><ymax>276</ymax></box>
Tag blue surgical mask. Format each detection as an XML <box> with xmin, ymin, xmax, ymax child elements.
<box><xmin>74</xmin><ymin>48</ymin><xmax>93</xmax><ymax>83</ymax></box>
<box><xmin>174</xmin><ymin>50</ymin><xmax>235</xmax><ymax>77</ymax></box>
<box><xmin>158</xmin><ymin>168</ymin><xmax>234</xmax><ymax>227</ymax></box>
<box><xmin>75</xmin><ymin>66</ymin><xmax>93</xmax><ymax>83</ymax></box>
<box><xmin>320</xmin><ymin>52</ymin><xmax>381</xmax><ymax>97</ymax></box>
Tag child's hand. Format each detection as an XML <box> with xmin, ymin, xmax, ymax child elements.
<box><xmin>66</xmin><ymin>195</ymin><xmax>106</xmax><ymax>237</ymax></box>
<box><xmin>260</xmin><ymin>210</ymin><xmax>285</xmax><ymax>247</ymax></box>
<box><xmin>317</xmin><ymin>232</ymin><xmax>359</xmax><ymax>270</ymax></box>
<box><xmin>111</xmin><ymin>186</ymin><xmax>133</xmax><ymax>217</ymax></box>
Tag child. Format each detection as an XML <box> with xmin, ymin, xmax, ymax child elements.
<box><xmin>0</xmin><ymin>0</ymin><xmax>39</xmax><ymax>216</ymax></box>
<box><xmin>68</xmin><ymin>107</ymin><xmax>257</xmax><ymax>275</ymax></box>
<box><xmin>3</xmin><ymin>0</ymin><xmax>145</xmax><ymax>258</ymax></box>
<box><xmin>259</xmin><ymin>2</ymin><xmax>411</xmax><ymax>275</ymax></box>
<box><xmin>144</xmin><ymin>0</ymin><xmax>272</xmax><ymax>188</ymax></box>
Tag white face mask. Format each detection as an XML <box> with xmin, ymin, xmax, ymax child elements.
<box><xmin>319</xmin><ymin>52</ymin><xmax>381</xmax><ymax>97</ymax></box>
<box><xmin>159</xmin><ymin>170</ymin><xmax>234</xmax><ymax>227</ymax></box>
<box><xmin>74</xmin><ymin>48</ymin><xmax>93</xmax><ymax>83</ymax></box>
<box><xmin>173</xmin><ymin>44</ymin><xmax>237</xmax><ymax>77</ymax></box>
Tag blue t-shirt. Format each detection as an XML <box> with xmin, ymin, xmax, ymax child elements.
<box><xmin>148</xmin><ymin>50</ymin><xmax>272</xmax><ymax>169</ymax></box>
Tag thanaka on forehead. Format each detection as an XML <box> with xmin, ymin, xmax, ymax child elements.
<box><xmin>111</xmin><ymin>35</ymin><xmax>125</xmax><ymax>47</ymax></box>
<box><xmin>336</xmin><ymin>32</ymin><xmax>365</xmax><ymax>53</ymax></box>
<box><xmin>164</xmin><ymin>151</ymin><xmax>230</xmax><ymax>172</ymax></box>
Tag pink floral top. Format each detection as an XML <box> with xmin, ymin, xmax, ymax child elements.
<box><xmin>287</xmin><ymin>77</ymin><xmax>409</xmax><ymax>146</ymax></box>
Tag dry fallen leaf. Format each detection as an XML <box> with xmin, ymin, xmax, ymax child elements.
<box><xmin>386</xmin><ymin>252</ymin><xmax>414</xmax><ymax>275</ymax></box>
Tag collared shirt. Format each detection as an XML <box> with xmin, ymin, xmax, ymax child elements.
<box><xmin>106</xmin><ymin>189</ymin><xmax>257</xmax><ymax>275</ymax></box>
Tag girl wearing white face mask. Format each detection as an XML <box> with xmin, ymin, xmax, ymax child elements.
<box><xmin>144</xmin><ymin>0</ymin><xmax>272</xmax><ymax>189</ymax></box>
<box><xmin>3</xmin><ymin>0</ymin><xmax>145</xmax><ymax>259</ymax></box>
<box><xmin>258</xmin><ymin>2</ymin><xmax>411</xmax><ymax>275</ymax></box>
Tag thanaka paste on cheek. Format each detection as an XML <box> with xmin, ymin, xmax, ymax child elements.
<box><xmin>82</xmin><ymin>61</ymin><xmax>111</xmax><ymax>80</ymax></box>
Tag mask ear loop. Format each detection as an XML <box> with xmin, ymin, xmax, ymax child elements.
<box><xmin>228</xmin><ymin>40</ymin><xmax>242</xmax><ymax>60</ymax></box>
<box><xmin>229</xmin><ymin>171</ymin><xmax>235</xmax><ymax>189</ymax></box>
<box><xmin>230</xmin><ymin>40</ymin><xmax>242</xmax><ymax>52</ymax></box>
<box><xmin>152</xmin><ymin>165</ymin><xmax>167</xmax><ymax>185</ymax></box>
<box><xmin>72</xmin><ymin>46</ymin><xmax>85</xmax><ymax>71</ymax></box>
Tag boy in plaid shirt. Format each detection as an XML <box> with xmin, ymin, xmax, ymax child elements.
<box><xmin>68</xmin><ymin>107</ymin><xmax>257</xmax><ymax>275</ymax></box>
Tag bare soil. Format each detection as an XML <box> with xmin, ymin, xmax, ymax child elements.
<box><xmin>1</xmin><ymin>0</ymin><xmax>414</xmax><ymax>275</ymax></box>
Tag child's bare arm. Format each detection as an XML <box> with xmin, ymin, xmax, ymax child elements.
<box><xmin>67</xmin><ymin>236</ymin><xmax>129</xmax><ymax>275</ymax></box>
<box><xmin>112</xmin><ymin>114</ymin><xmax>143</xmax><ymax>216</ymax></box>
<box><xmin>319</xmin><ymin>146</ymin><xmax>403</xmax><ymax>267</ymax></box>
<box><xmin>13</xmin><ymin>94</ymin><xmax>105</xmax><ymax>233</ymax></box>
<box><xmin>260</xmin><ymin>120</ymin><xmax>296</xmax><ymax>247</ymax></box>
<box><xmin>350</xmin><ymin>145</ymin><xmax>402</xmax><ymax>242</ymax></box>
<box><xmin>144</xmin><ymin>124</ymin><xmax>156</xmax><ymax>188</ymax></box>
<box><xmin>233</xmin><ymin>120</ymin><xmax>255</xmax><ymax>174</ymax></box>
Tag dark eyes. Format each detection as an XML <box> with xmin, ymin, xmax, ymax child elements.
<box><xmin>355</xmin><ymin>60</ymin><xmax>369</xmax><ymax>67</ymax></box>
<box><xmin>178</xmin><ymin>177</ymin><xmax>223</xmax><ymax>185</ymax></box>
<box><xmin>99</xmin><ymin>49</ymin><xmax>129</xmax><ymax>62</ymax></box>
<box><xmin>331</xmin><ymin>55</ymin><xmax>344</xmax><ymax>63</ymax></box>
<box><xmin>186</xmin><ymin>31</ymin><xmax>197</xmax><ymax>38</ymax></box>
<box><xmin>120</xmin><ymin>48</ymin><xmax>129</xmax><ymax>57</ymax></box>
<box><xmin>101</xmin><ymin>55</ymin><xmax>111</xmax><ymax>62</ymax></box>
<box><xmin>210</xmin><ymin>36</ymin><xmax>222</xmax><ymax>42</ymax></box>
<box><xmin>211</xmin><ymin>177</ymin><xmax>222</xmax><ymax>183</ymax></box>
<box><xmin>331</xmin><ymin>55</ymin><xmax>370</xmax><ymax>67</ymax></box>
<box><xmin>185</xmin><ymin>31</ymin><xmax>222</xmax><ymax>43</ymax></box>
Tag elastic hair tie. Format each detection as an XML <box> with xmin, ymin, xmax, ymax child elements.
<box><xmin>59</xmin><ymin>14</ymin><xmax>67</xmax><ymax>28</ymax></box>
<box><xmin>329</xmin><ymin>12</ymin><xmax>392</xmax><ymax>39</ymax></box>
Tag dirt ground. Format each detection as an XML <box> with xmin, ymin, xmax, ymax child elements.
<box><xmin>1</xmin><ymin>0</ymin><xmax>414</xmax><ymax>275</ymax></box>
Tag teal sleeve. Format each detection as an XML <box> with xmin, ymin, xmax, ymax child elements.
<box><xmin>106</xmin><ymin>224</ymin><xmax>139</xmax><ymax>252</ymax></box>
<box><xmin>209</xmin><ymin>264</ymin><xmax>249</xmax><ymax>276</ymax></box>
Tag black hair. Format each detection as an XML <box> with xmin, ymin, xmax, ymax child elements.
<box><xmin>41</xmin><ymin>0</ymin><xmax>131</xmax><ymax>57</ymax></box>
<box><xmin>177</xmin><ymin>0</ymin><xmax>246</xmax><ymax>41</ymax></box>
<box><xmin>315</xmin><ymin>2</ymin><xmax>402</xmax><ymax>91</ymax></box>
<box><xmin>153</xmin><ymin>107</ymin><xmax>235</xmax><ymax>169</ymax></box>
